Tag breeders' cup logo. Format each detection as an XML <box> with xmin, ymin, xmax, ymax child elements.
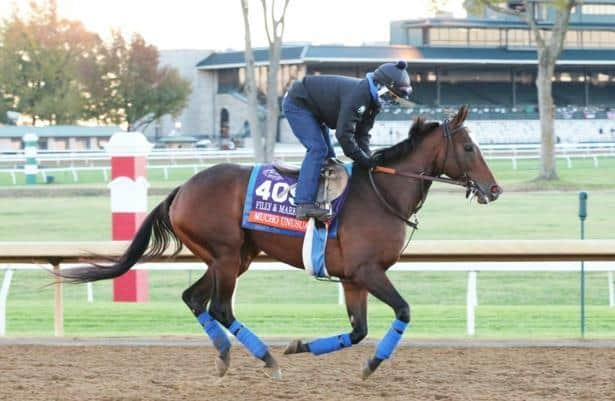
<box><xmin>263</xmin><ymin>167</ymin><xmax>283</xmax><ymax>181</ymax></box>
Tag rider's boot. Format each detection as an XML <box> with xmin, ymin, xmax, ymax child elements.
<box><xmin>296</xmin><ymin>203</ymin><xmax>329</xmax><ymax>221</ymax></box>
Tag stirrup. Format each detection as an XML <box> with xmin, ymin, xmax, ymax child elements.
<box><xmin>296</xmin><ymin>203</ymin><xmax>330</xmax><ymax>221</ymax></box>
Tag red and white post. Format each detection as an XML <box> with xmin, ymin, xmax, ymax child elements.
<box><xmin>106</xmin><ymin>131</ymin><xmax>153</xmax><ymax>302</ymax></box>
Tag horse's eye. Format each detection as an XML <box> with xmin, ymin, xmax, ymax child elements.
<box><xmin>463</xmin><ymin>143</ymin><xmax>474</xmax><ymax>152</ymax></box>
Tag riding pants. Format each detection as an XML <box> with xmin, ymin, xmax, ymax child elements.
<box><xmin>282</xmin><ymin>97</ymin><xmax>335</xmax><ymax>205</ymax></box>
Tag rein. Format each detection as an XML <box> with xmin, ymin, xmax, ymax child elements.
<box><xmin>367</xmin><ymin>169</ymin><xmax>419</xmax><ymax>229</ymax></box>
<box><xmin>367</xmin><ymin>120</ymin><xmax>473</xmax><ymax>229</ymax></box>
<box><xmin>371</xmin><ymin>166</ymin><xmax>468</xmax><ymax>188</ymax></box>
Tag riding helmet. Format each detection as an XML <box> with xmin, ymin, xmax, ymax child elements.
<box><xmin>373</xmin><ymin>60</ymin><xmax>412</xmax><ymax>102</ymax></box>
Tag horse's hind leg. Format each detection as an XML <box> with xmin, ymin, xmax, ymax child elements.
<box><xmin>284</xmin><ymin>282</ymin><xmax>368</xmax><ymax>356</ymax></box>
<box><xmin>182</xmin><ymin>270</ymin><xmax>232</xmax><ymax>377</ymax></box>
<box><xmin>208</xmin><ymin>253</ymin><xmax>281</xmax><ymax>379</ymax></box>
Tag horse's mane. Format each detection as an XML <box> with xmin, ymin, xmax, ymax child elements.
<box><xmin>371</xmin><ymin>117</ymin><xmax>440</xmax><ymax>165</ymax></box>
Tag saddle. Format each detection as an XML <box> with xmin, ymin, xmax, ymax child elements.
<box><xmin>273</xmin><ymin>158</ymin><xmax>350</xmax><ymax>217</ymax></box>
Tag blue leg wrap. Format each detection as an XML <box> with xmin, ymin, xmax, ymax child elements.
<box><xmin>307</xmin><ymin>333</ymin><xmax>352</xmax><ymax>356</ymax></box>
<box><xmin>197</xmin><ymin>311</ymin><xmax>231</xmax><ymax>354</ymax></box>
<box><xmin>375</xmin><ymin>319</ymin><xmax>408</xmax><ymax>360</ymax></box>
<box><xmin>229</xmin><ymin>320</ymin><xmax>268</xmax><ymax>359</ymax></box>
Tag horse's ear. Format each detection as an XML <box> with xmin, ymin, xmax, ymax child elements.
<box><xmin>409</xmin><ymin>116</ymin><xmax>424</xmax><ymax>137</ymax></box>
<box><xmin>451</xmin><ymin>105</ymin><xmax>469</xmax><ymax>128</ymax></box>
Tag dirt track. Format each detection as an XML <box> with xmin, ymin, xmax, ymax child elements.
<box><xmin>1</xmin><ymin>344</ymin><xmax>615</xmax><ymax>401</ymax></box>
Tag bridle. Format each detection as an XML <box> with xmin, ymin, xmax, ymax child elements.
<box><xmin>367</xmin><ymin>119</ymin><xmax>476</xmax><ymax>229</ymax></box>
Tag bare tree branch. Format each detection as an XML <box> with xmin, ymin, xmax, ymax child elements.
<box><xmin>278</xmin><ymin>0</ymin><xmax>290</xmax><ymax>38</ymax></box>
<box><xmin>522</xmin><ymin>0</ymin><xmax>545</xmax><ymax>48</ymax></box>
<box><xmin>473</xmin><ymin>0</ymin><xmax>575</xmax><ymax>180</ymax></box>
<box><xmin>475</xmin><ymin>0</ymin><xmax>545</xmax><ymax>48</ymax></box>
<box><xmin>271</xmin><ymin>0</ymin><xmax>277</xmax><ymax>37</ymax></box>
<box><xmin>548</xmin><ymin>0</ymin><xmax>575</xmax><ymax>57</ymax></box>
<box><xmin>477</xmin><ymin>0</ymin><xmax>522</xmax><ymax>17</ymax></box>
<box><xmin>240</xmin><ymin>0</ymin><xmax>265</xmax><ymax>161</ymax></box>
<box><xmin>260</xmin><ymin>0</ymin><xmax>274</xmax><ymax>45</ymax></box>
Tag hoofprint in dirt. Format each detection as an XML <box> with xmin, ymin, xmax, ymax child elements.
<box><xmin>1</xmin><ymin>345</ymin><xmax>613</xmax><ymax>401</ymax></box>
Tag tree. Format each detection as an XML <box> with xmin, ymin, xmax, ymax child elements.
<box><xmin>430</xmin><ymin>0</ymin><xmax>458</xmax><ymax>15</ymax></box>
<box><xmin>240</xmin><ymin>0</ymin><xmax>291</xmax><ymax>162</ymax></box>
<box><xmin>0</xmin><ymin>0</ymin><xmax>99</xmax><ymax>125</ymax></box>
<box><xmin>240</xmin><ymin>0</ymin><xmax>262</xmax><ymax>161</ymax></box>
<box><xmin>0</xmin><ymin>95</ymin><xmax>10</xmax><ymax>124</ymax></box>
<box><xmin>466</xmin><ymin>0</ymin><xmax>575</xmax><ymax>180</ymax></box>
<box><xmin>101</xmin><ymin>32</ymin><xmax>192</xmax><ymax>131</ymax></box>
<box><xmin>0</xmin><ymin>2</ymin><xmax>191</xmax><ymax>130</ymax></box>
<box><xmin>78</xmin><ymin>34</ymin><xmax>114</xmax><ymax>123</ymax></box>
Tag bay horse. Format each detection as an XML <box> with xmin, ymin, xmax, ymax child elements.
<box><xmin>62</xmin><ymin>105</ymin><xmax>502</xmax><ymax>379</ymax></box>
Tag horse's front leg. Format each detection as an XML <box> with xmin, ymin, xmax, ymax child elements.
<box><xmin>354</xmin><ymin>264</ymin><xmax>410</xmax><ymax>380</ymax></box>
<box><xmin>284</xmin><ymin>282</ymin><xmax>368</xmax><ymax>355</ymax></box>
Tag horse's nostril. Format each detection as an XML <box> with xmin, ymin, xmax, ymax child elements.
<box><xmin>490</xmin><ymin>184</ymin><xmax>502</xmax><ymax>197</ymax></box>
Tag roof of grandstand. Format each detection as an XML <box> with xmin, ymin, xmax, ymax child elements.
<box><xmin>197</xmin><ymin>45</ymin><xmax>615</xmax><ymax>69</ymax></box>
<box><xmin>0</xmin><ymin>125</ymin><xmax>120</xmax><ymax>138</ymax></box>
<box><xmin>395</xmin><ymin>17</ymin><xmax>615</xmax><ymax>30</ymax></box>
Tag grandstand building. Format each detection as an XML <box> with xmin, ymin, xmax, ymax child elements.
<box><xmin>194</xmin><ymin>2</ymin><xmax>615</xmax><ymax>145</ymax></box>
<box><xmin>0</xmin><ymin>125</ymin><xmax>119</xmax><ymax>152</ymax></box>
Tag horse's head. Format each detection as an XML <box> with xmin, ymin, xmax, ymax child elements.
<box><xmin>433</xmin><ymin>105</ymin><xmax>502</xmax><ymax>204</ymax></box>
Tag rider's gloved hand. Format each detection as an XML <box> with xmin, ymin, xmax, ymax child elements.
<box><xmin>351</xmin><ymin>150</ymin><xmax>373</xmax><ymax>169</ymax></box>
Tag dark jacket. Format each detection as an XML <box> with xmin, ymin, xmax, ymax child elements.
<box><xmin>286</xmin><ymin>75</ymin><xmax>380</xmax><ymax>161</ymax></box>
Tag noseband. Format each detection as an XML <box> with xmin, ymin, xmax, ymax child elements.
<box><xmin>368</xmin><ymin>119</ymin><xmax>474</xmax><ymax>228</ymax></box>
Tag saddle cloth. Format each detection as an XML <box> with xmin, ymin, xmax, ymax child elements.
<box><xmin>241</xmin><ymin>163</ymin><xmax>351</xmax><ymax>238</ymax></box>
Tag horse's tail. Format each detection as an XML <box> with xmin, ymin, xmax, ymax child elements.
<box><xmin>61</xmin><ymin>187</ymin><xmax>183</xmax><ymax>283</ymax></box>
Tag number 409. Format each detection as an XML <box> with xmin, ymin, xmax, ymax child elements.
<box><xmin>255</xmin><ymin>180</ymin><xmax>296</xmax><ymax>205</ymax></box>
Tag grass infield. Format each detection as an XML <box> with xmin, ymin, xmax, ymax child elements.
<box><xmin>5</xmin><ymin>270</ymin><xmax>615</xmax><ymax>337</ymax></box>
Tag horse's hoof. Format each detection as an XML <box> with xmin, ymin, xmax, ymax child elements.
<box><xmin>283</xmin><ymin>339</ymin><xmax>303</xmax><ymax>355</ymax></box>
<box><xmin>361</xmin><ymin>359</ymin><xmax>374</xmax><ymax>380</ymax></box>
<box><xmin>215</xmin><ymin>353</ymin><xmax>230</xmax><ymax>377</ymax></box>
<box><xmin>264</xmin><ymin>365</ymin><xmax>282</xmax><ymax>380</ymax></box>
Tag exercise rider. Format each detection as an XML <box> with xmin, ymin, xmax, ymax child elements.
<box><xmin>283</xmin><ymin>60</ymin><xmax>413</xmax><ymax>220</ymax></box>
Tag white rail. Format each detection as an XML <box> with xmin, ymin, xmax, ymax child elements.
<box><xmin>1</xmin><ymin>142</ymin><xmax>614</xmax><ymax>164</ymax></box>
<box><xmin>1</xmin><ymin>144</ymin><xmax>614</xmax><ymax>184</ymax></box>
<box><xmin>1</xmin><ymin>261</ymin><xmax>614</xmax><ymax>337</ymax></box>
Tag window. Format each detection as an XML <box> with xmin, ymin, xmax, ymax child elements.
<box><xmin>540</xmin><ymin>30</ymin><xmax>552</xmax><ymax>44</ymax></box>
<box><xmin>582</xmin><ymin>5</ymin><xmax>615</xmax><ymax>15</ymax></box>
<box><xmin>447</xmin><ymin>28</ymin><xmax>468</xmax><ymax>45</ymax></box>
<box><xmin>564</xmin><ymin>30</ymin><xmax>580</xmax><ymax>48</ymax></box>
<box><xmin>508</xmin><ymin>29</ymin><xmax>582</xmax><ymax>48</ymax></box>
<box><xmin>217</xmin><ymin>69</ymin><xmax>240</xmax><ymax>93</ymax></box>
<box><xmin>507</xmin><ymin>29</ymin><xmax>530</xmax><ymax>47</ymax></box>
<box><xmin>407</xmin><ymin>28</ymin><xmax>422</xmax><ymax>45</ymax></box>
<box><xmin>582</xmin><ymin>30</ymin><xmax>615</xmax><ymax>48</ymax></box>
<box><xmin>429</xmin><ymin>28</ymin><xmax>468</xmax><ymax>45</ymax></box>
<box><xmin>469</xmin><ymin>28</ymin><xmax>501</xmax><ymax>46</ymax></box>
